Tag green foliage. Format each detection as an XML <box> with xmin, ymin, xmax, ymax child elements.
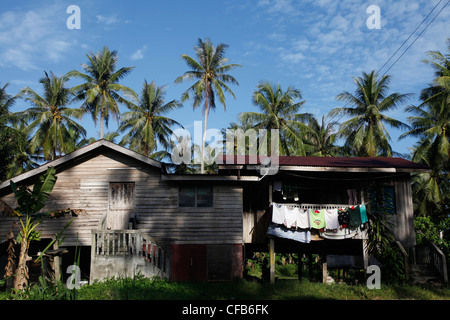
<box><xmin>118</xmin><ymin>80</ymin><xmax>183</xmax><ymax>157</ymax></box>
<box><xmin>414</xmin><ymin>216</ymin><xmax>450</xmax><ymax>256</ymax></box>
<box><xmin>68</xmin><ymin>46</ymin><xmax>135</xmax><ymax>139</ymax></box>
<box><xmin>10</xmin><ymin>167</ymin><xmax>57</xmax><ymax>216</ymax></box>
<box><xmin>9</xmin><ymin>167</ymin><xmax>58</xmax><ymax>244</ymax></box>
<box><xmin>365</xmin><ymin>184</ymin><xmax>406</xmax><ymax>284</ymax></box>
<box><xmin>239</xmin><ymin>81</ymin><xmax>313</xmax><ymax>156</ymax></box>
<box><xmin>10</xmin><ymin>276</ymin><xmax>77</xmax><ymax>300</ymax></box>
<box><xmin>329</xmin><ymin>70</ymin><xmax>411</xmax><ymax>157</ymax></box>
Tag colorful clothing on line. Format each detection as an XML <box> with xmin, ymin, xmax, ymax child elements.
<box><xmin>348</xmin><ymin>205</ymin><xmax>362</xmax><ymax>228</ymax></box>
<box><xmin>338</xmin><ymin>207</ymin><xmax>350</xmax><ymax>228</ymax></box>
<box><xmin>360</xmin><ymin>204</ymin><xmax>368</xmax><ymax>223</ymax></box>
<box><xmin>309</xmin><ymin>208</ymin><xmax>326</xmax><ymax>229</ymax></box>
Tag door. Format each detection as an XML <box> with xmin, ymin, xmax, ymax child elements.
<box><xmin>106</xmin><ymin>182</ymin><xmax>135</xmax><ymax>230</ymax></box>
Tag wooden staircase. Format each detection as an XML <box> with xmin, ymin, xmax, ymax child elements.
<box><xmin>409</xmin><ymin>242</ymin><xmax>448</xmax><ymax>285</ymax></box>
<box><xmin>409</xmin><ymin>264</ymin><xmax>442</xmax><ymax>285</ymax></box>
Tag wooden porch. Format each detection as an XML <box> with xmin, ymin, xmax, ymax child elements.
<box><xmin>90</xmin><ymin>229</ymin><xmax>171</xmax><ymax>282</ymax></box>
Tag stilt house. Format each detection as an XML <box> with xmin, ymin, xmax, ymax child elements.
<box><xmin>0</xmin><ymin>140</ymin><xmax>445</xmax><ymax>284</ymax></box>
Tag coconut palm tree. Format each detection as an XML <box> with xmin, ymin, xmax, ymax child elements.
<box><xmin>68</xmin><ymin>46</ymin><xmax>135</xmax><ymax>139</ymax></box>
<box><xmin>0</xmin><ymin>83</ymin><xmax>27</xmax><ymax>180</ymax></box>
<box><xmin>304</xmin><ymin>115</ymin><xmax>342</xmax><ymax>157</ymax></box>
<box><xmin>239</xmin><ymin>81</ymin><xmax>313</xmax><ymax>156</ymax></box>
<box><xmin>175</xmin><ymin>37</ymin><xmax>241</xmax><ymax>173</ymax></box>
<box><xmin>422</xmin><ymin>38</ymin><xmax>450</xmax><ymax>103</ymax></box>
<box><xmin>5</xmin><ymin>121</ymin><xmax>43</xmax><ymax>179</ymax></box>
<box><xmin>20</xmin><ymin>71</ymin><xmax>86</xmax><ymax>161</ymax></box>
<box><xmin>329</xmin><ymin>70</ymin><xmax>411</xmax><ymax>157</ymax></box>
<box><xmin>409</xmin><ymin>139</ymin><xmax>449</xmax><ymax>219</ymax></box>
<box><xmin>401</xmin><ymin>45</ymin><xmax>450</xmax><ymax>218</ymax></box>
<box><xmin>118</xmin><ymin>80</ymin><xmax>183</xmax><ymax>158</ymax></box>
<box><xmin>401</xmin><ymin>89</ymin><xmax>449</xmax><ymax>171</ymax></box>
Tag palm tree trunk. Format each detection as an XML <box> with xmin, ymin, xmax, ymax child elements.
<box><xmin>201</xmin><ymin>82</ymin><xmax>210</xmax><ymax>174</ymax></box>
<box><xmin>100</xmin><ymin>109</ymin><xmax>104</xmax><ymax>139</ymax></box>
<box><xmin>201</xmin><ymin>107</ymin><xmax>208</xmax><ymax>174</ymax></box>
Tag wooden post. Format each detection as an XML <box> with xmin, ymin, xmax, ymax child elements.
<box><xmin>308</xmin><ymin>253</ymin><xmax>313</xmax><ymax>280</ymax></box>
<box><xmin>269</xmin><ymin>238</ymin><xmax>275</xmax><ymax>284</ymax></box>
<box><xmin>322</xmin><ymin>256</ymin><xmax>328</xmax><ymax>284</ymax></box>
<box><xmin>298</xmin><ymin>252</ymin><xmax>303</xmax><ymax>281</ymax></box>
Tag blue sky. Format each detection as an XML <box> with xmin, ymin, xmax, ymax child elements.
<box><xmin>1</xmin><ymin>0</ymin><xmax>449</xmax><ymax>157</ymax></box>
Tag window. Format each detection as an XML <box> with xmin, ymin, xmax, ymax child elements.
<box><xmin>179</xmin><ymin>185</ymin><xmax>213</xmax><ymax>207</ymax></box>
<box><xmin>109</xmin><ymin>183</ymin><xmax>135</xmax><ymax>209</ymax></box>
<box><xmin>369</xmin><ymin>186</ymin><xmax>396</xmax><ymax>215</ymax></box>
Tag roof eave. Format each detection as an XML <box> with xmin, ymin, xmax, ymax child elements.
<box><xmin>0</xmin><ymin>139</ymin><xmax>162</xmax><ymax>191</ymax></box>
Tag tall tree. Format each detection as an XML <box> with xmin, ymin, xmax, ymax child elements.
<box><xmin>239</xmin><ymin>81</ymin><xmax>313</xmax><ymax>156</ymax></box>
<box><xmin>330</xmin><ymin>70</ymin><xmax>411</xmax><ymax>157</ymax></box>
<box><xmin>119</xmin><ymin>80</ymin><xmax>182</xmax><ymax>157</ymax></box>
<box><xmin>422</xmin><ymin>38</ymin><xmax>450</xmax><ymax>103</ymax></box>
<box><xmin>175</xmin><ymin>37</ymin><xmax>241</xmax><ymax>173</ymax></box>
<box><xmin>304</xmin><ymin>115</ymin><xmax>342</xmax><ymax>156</ymax></box>
<box><xmin>20</xmin><ymin>72</ymin><xmax>86</xmax><ymax>161</ymax></box>
<box><xmin>401</xmin><ymin>90</ymin><xmax>449</xmax><ymax>171</ymax></box>
<box><xmin>5</xmin><ymin>121</ymin><xmax>42</xmax><ymax>179</ymax></box>
<box><xmin>68</xmin><ymin>46</ymin><xmax>135</xmax><ymax>139</ymax></box>
<box><xmin>401</xmin><ymin>40</ymin><xmax>450</xmax><ymax>218</ymax></box>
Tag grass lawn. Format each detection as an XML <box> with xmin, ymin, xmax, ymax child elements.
<box><xmin>73</xmin><ymin>276</ymin><xmax>450</xmax><ymax>300</ymax></box>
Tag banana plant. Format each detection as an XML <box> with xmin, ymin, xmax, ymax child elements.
<box><xmin>9</xmin><ymin>167</ymin><xmax>57</xmax><ymax>292</ymax></box>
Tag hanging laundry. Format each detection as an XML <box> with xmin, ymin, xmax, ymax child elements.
<box><xmin>338</xmin><ymin>207</ymin><xmax>350</xmax><ymax>228</ymax></box>
<box><xmin>284</xmin><ymin>205</ymin><xmax>298</xmax><ymax>228</ymax></box>
<box><xmin>273</xmin><ymin>181</ymin><xmax>282</xmax><ymax>192</ymax></box>
<box><xmin>296</xmin><ymin>208</ymin><xmax>310</xmax><ymax>229</ymax></box>
<box><xmin>324</xmin><ymin>208</ymin><xmax>339</xmax><ymax>230</ymax></box>
<box><xmin>267</xmin><ymin>223</ymin><xmax>311</xmax><ymax>243</ymax></box>
<box><xmin>347</xmin><ymin>189</ymin><xmax>358</xmax><ymax>205</ymax></box>
<box><xmin>271</xmin><ymin>203</ymin><xmax>286</xmax><ymax>225</ymax></box>
<box><xmin>360</xmin><ymin>204</ymin><xmax>368</xmax><ymax>224</ymax></box>
<box><xmin>282</xmin><ymin>184</ymin><xmax>299</xmax><ymax>201</ymax></box>
<box><xmin>348</xmin><ymin>205</ymin><xmax>362</xmax><ymax>228</ymax></box>
<box><xmin>309</xmin><ymin>208</ymin><xmax>326</xmax><ymax>229</ymax></box>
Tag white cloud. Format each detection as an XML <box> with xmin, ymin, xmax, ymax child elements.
<box><xmin>280</xmin><ymin>51</ymin><xmax>305</xmax><ymax>63</ymax></box>
<box><xmin>96</xmin><ymin>15</ymin><xmax>120</xmax><ymax>25</ymax></box>
<box><xmin>130</xmin><ymin>46</ymin><xmax>147</xmax><ymax>61</ymax></box>
<box><xmin>0</xmin><ymin>4</ymin><xmax>75</xmax><ymax>71</ymax></box>
<box><xmin>257</xmin><ymin>0</ymin><xmax>300</xmax><ymax>16</ymax></box>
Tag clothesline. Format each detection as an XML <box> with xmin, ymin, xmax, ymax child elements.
<box><xmin>267</xmin><ymin>202</ymin><xmax>369</xmax><ymax>243</ymax></box>
<box><xmin>269</xmin><ymin>203</ymin><xmax>354</xmax><ymax>209</ymax></box>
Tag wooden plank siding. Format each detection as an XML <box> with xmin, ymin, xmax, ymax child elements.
<box><xmin>136</xmin><ymin>186</ymin><xmax>243</xmax><ymax>245</ymax></box>
<box><xmin>0</xmin><ymin>149</ymin><xmax>244</xmax><ymax>247</ymax></box>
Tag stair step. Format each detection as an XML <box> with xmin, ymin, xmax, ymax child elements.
<box><xmin>409</xmin><ymin>264</ymin><xmax>443</xmax><ymax>284</ymax></box>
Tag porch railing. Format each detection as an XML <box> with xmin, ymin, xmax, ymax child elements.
<box><xmin>414</xmin><ymin>241</ymin><xmax>448</xmax><ymax>283</ymax></box>
<box><xmin>395</xmin><ymin>240</ymin><xmax>410</xmax><ymax>282</ymax></box>
<box><xmin>91</xmin><ymin>230</ymin><xmax>171</xmax><ymax>279</ymax></box>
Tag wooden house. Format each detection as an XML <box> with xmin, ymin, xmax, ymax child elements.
<box><xmin>0</xmin><ymin>140</ymin><xmax>442</xmax><ymax>284</ymax></box>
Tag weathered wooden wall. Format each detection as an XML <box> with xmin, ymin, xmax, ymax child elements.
<box><xmin>0</xmin><ymin>150</ymin><xmax>243</xmax><ymax>248</ymax></box>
